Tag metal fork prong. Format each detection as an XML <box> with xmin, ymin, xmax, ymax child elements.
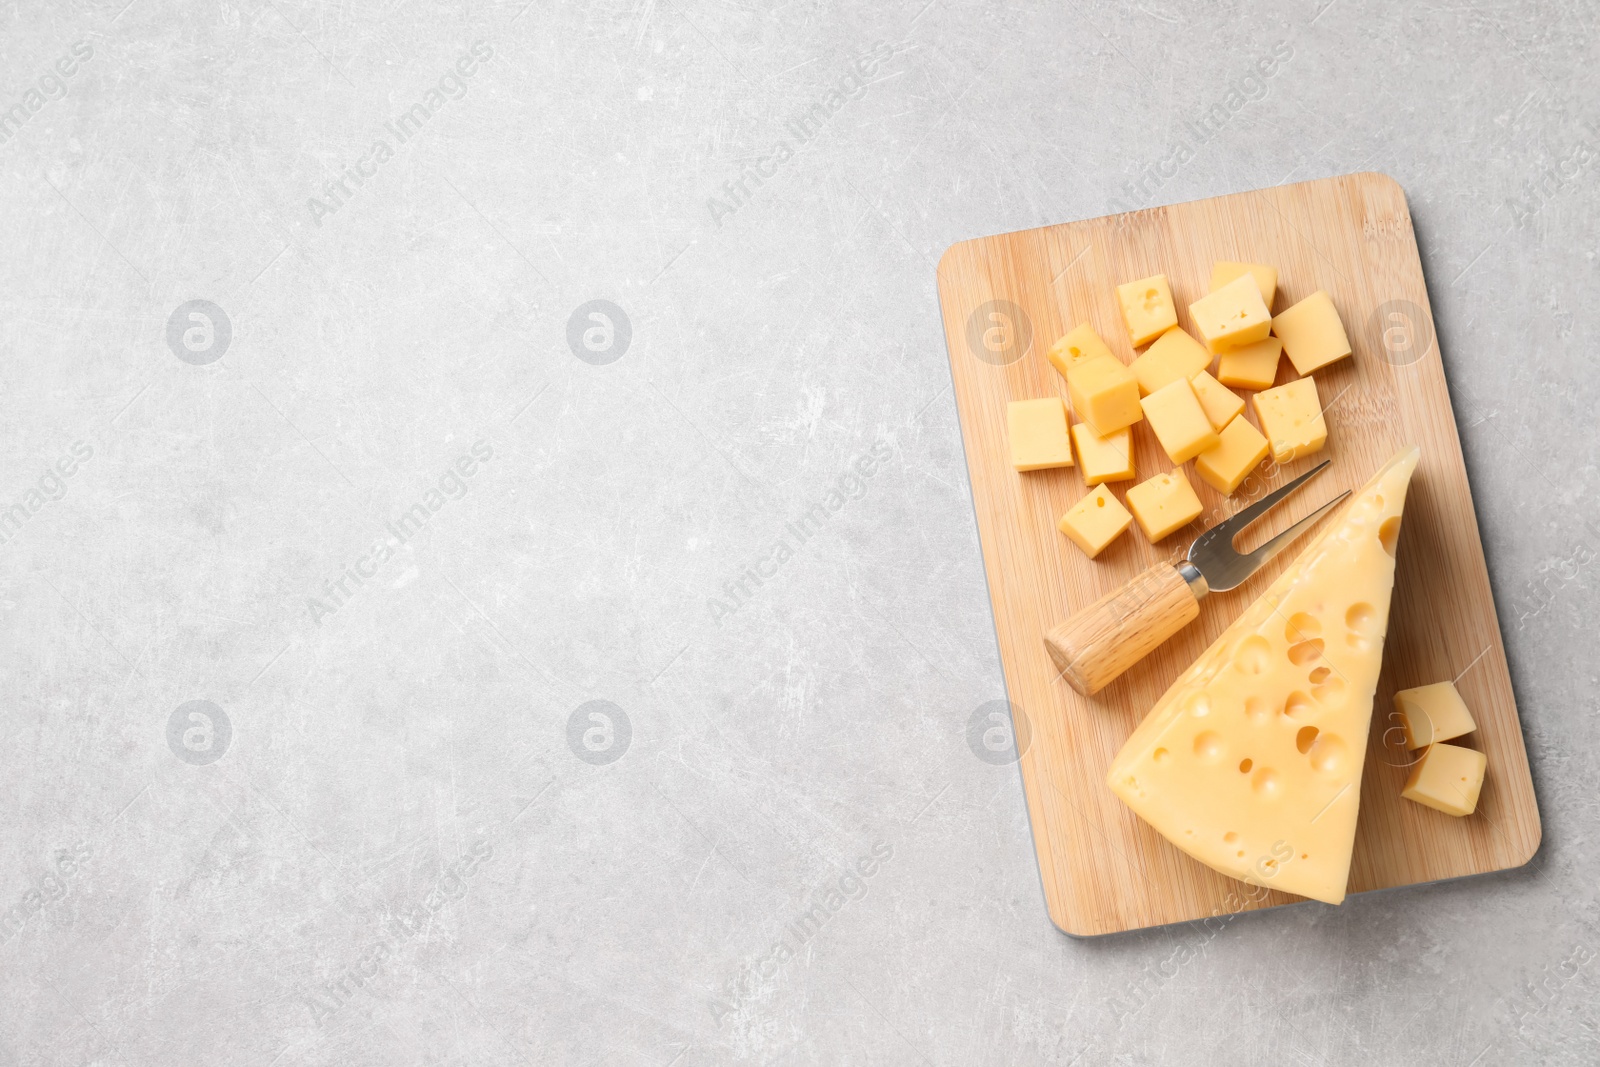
<box><xmin>1209</xmin><ymin>459</ymin><xmax>1333</xmax><ymax>543</ymax></box>
<box><xmin>1240</xmin><ymin>489</ymin><xmax>1351</xmax><ymax>572</ymax></box>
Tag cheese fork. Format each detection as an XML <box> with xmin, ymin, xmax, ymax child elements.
<box><xmin>1044</xmin><ymin>460</ymin><xmax>1349</xmax><ymax>696</ymax></box>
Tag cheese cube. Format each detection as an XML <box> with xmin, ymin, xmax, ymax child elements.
<box><xmin>1046</xmin><ymin>324</ymin><xmax>1115</xmax><ymax>381</ymax></box>
<box><xmin>1273</xmin><ymin>290</ymin><xmax>1352</xmax><ymax>374</ymax></box>
<box><xmin>1067</xmin><ymin>356</ymin><xmax>1142</xmax><ymax>435</ymax></box>
<box><xmin>1126</xmin><ymin>469</ymin><xmax>1203</xmax><ymax>542</ymax></box>
<box><xmin>1130</xmin><ymin>327</ymin><xmax>1210</xmax><ymax>396</ymax></box>
<box><xmin>1188</xmin><ymin>370</ymin><xmax>1245</xmax><ymax>431</ymax></box>
<box><xmin>1140</xmin><ymin>378</ymin><xmax>1218</xmax><ymax>464</ymax></box>
<box><xmin>1252</xmin><ymin>377</ymin><xmax>1327</xmax><ymax>463</ymax></box>
<box><xmin>1394</xmin><ymin>682</ymin><xmax>1478</xmax><ymax>750</ymax></box>
<box><xmin>1116</xmin><ymin>274</ymin><xmax>1178</xmax><ymax>347</ymax></box>
<box><xmin>1188</xmin><ymin>273</ymin><xmax>1272</xmax><ymax>354</ymax></box>
<box><xmin>1057</xmin><ymin>484</ymin><xmax>1133</xmax><ymax>558</ymax></box>
<box><xmin>1210</xmin><ymin>261</ymin><xmax>1277</xmax><ymax>308</ymax></box>
<box><xmin>1194</xmin><ymin>416</ymin><xmax>1269</xmax><ymax>494</ymax></box>
<box><xmin>1071</xmin><ymin>423</ymin><xmax>1135</xmax><ymax>485</ymax></box>
<box><xmin>1007</xmin><ymin>398</ymin><xmax>1073</xmax><ymax>471</ymax></box>
<box><xmin>1401</xmin><ymin>743</ymin><xmax>1487</xmax><ymax>817</ymax></box>
<box><xmin>1216</xmin><ymin>336</ymin><xmax>1283</xmax><ymax>391</ymax></box>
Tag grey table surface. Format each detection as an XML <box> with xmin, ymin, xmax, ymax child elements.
<box><xmin>2</xmin><ymin>1</ymin><xmax>1597</xmax><ymax>1064</ymax></box>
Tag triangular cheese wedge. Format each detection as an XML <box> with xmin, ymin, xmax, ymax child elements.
<box><xmin>1106</xmin><ymin>446</ymin><xmax>1421</xmax><ymax>904</ymax></box>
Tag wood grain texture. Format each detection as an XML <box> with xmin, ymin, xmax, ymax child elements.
<box><xmin>1044</xmin><ymin>562</ymin><xmax>1201</xmax><ymax>695</ymax></box>
<box><xmin>935</xmin><ymin>173</ymin><xmax>1541</xmax><ymax>937</ymax></box>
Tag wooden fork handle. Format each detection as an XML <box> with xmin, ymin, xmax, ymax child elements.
<box><xmin>1043</xmin><ymin>562</ymin><xmax>1207</xmax><ymax>696</ymax></box>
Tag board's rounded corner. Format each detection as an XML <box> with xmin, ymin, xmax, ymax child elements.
<box><xmin>1049</xmin><ymin>911</ymin><xmax>1101</xmax><ymax>940</ymax></box>
<box><xmin>936</xmin><ymin>238</ymin><xmax>970</xmax><ymax>285</ymax></box>
<box><xmin>1044</xmin><ymin>899</ymin><xmax>1114</xmax><ymax>940</ymax></box>
<box><xmin>1352</xmin><ymin>170</ymin><xmax>1409</xmax><ymax>204</ymax></box>
<box><xmin>1509</xmin><ymin>817</ymin><xmax>1543</xmax><ymax>871</ymax></box>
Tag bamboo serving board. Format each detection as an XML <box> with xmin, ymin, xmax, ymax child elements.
<box><xmin>936</xmin><ymin>173</ymin><xmax>1540</xmax><ymax>937</ymax></box>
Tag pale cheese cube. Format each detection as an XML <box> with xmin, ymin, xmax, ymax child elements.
<box><xmin>1194</xmin><ymin>416</ymin><xmax>1270</xmax><ymax>495</ymax></box>
<box><xmin>1216</xmin><ymin>336</ymin><xmax>1283</xmax><ymax>391</ymax></box>
<box><xmin>1131</xmin><ymin>327</ymin><xmax>1210</xmax><ymax>396</ymax></box>
<box><xmin>1007</xmin><ymin>398</ymin><xmax>1074</xmax><ymax>471</ymax></box>
<box><xmin>1189</xmin><ymin>273</ymin><xmax>1272</xmax><ymax>354</ymax></box>
<box><xmin>1210</xmin><ymin>261</ymin><xmax>1277</xmax><ymax>308</ymax></box>
<box><xmin>1116</xmin><ymin>274</ymin><xmax>1178</xmax><ymax>347</ymax></box>
<box><xmin>1394</xmin><ymin>681</ymin><xmax>1478</xmax><ymax>750</ymax></box>
<box><xmin>1071</xmin><ymin>423</ymin><xmax>1135</xmax><ymax>486</ymax></box>
<box><xmin>1058</xmin><ymin>484</ymin><xmax>1133</xmax><ymax>558</ymax></box>
<box><xmin>1273</xmin><ymin>290</ymin><xmax>1352</xmax><ymax>374</ymax></box>
<box><xmin>1047</xmin><ymin>323</ymin><xmax>1116</xmax><ymax>380</ymax></box>
<box><xmin>1401</xmin><ymin>743</ymin><xmax>1487</xmax><ymax>817</ymax></box>
<box><xmin>1189</xmin><ymin>370</ymin><xmax>1245</xmax><ymax>431</ymax></box>
<box><xmin>1126</xmin><ymin>469</ymin><xmax>1204</xmax><ymax>543</ymax></box>
<box><xmin>1252</xmin><ymin>377</ymin><xmax>1327</xmax><ymax>463</ymax></box>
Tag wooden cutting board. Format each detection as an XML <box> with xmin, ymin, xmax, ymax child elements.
<box><xmin>935</xmin><ymin>172</ymin><xmax>1541</xmax><ymax>937</ymax></box>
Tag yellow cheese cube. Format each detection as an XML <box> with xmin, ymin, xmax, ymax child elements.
<box><xmin>1188</xmin><ymin>370</ymin><xmax>1245</xmax><ymax>431</ymax></box>
<box><xmin>1067</xmin><ymin>356</ymin><xmax>1142</xmax><ymax>435</ymax></box>
<box><xmin>1130</xmin><ymin>327</ymin><xmax>1210</xmax><ymax>396</ymax></box>
<box><xmin>1007</xmin><ymin>398</ymin><xmax>1073</xmax><ymax>471</ymax></box>
<box><xmin>1070</xmin><ymin>423</ymin><xmax>1135</xmax><ymax>486</ymax></box>
<box><xmin>1209</xmin><ymin>260</ymin><xmax>1277</xmax><ymax>308</ymax></box>
<box><xmin>1401</xmin><ymin>743</ymin><xmax>1487</xmax><ymax>817</ymax></box>
<box><xmin>1216</xmin><ymin>336</ymin><xmax>1283</xmax><ymax>391</ymax></box>
<box><xmin>1126</xmin><ymin>469</ymin><xmax>1203</xmax><ymax>542</ymax></box>
<box><xmin>1057</xmin><ymin>484</ymin><xmax>1133</xmax><ymax>559</ymax></box>
<box><xmin>1116</xmin><ymin>273</ymin><xmax>1178</xmax><ymax>347</ymax></box>
<box><xmin>1188</xmin><ymin>273</ymin><xmax>1272</xmax><ymax>354</ymax></box>
<box><xmin>1252</xmin><ymin>377</ymin><xmax>1327</xmax><ymax>463</ymax></box>
<box><xmin>1140</xmin><ymin>378</ymin><xmax>1218</xmax><ymax>464</ymax></box>
<box><xmin>1194</xmin><ymin>416</ymin><xmax>1269</xmax><ymax>494</ymax></box>
<box><xmin>1046</xmin><ymin>323</ymin><xmax>1115</xmax><ymax>381</ymax></box>
<box><xmin>1394</xmin><ymin>682</ymin><xmax>1478</xmax><ymax>749</ymax></box>
<box><xmin>1273</xmin><ymin>290</ymin><xmax>1352</xmax><ymax>374</ymax></box>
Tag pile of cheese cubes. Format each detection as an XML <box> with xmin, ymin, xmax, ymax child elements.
<box><xmin>1006</xmin><ymin>261</ymin><xmax>1353</xmax><ymax>559</ymax></box>
<box><xmin>1392</xmin><ymin>681</ymin><xmax>1488</xmax><ymax>817</ymax></box>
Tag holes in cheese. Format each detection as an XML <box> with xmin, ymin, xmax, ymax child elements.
<box><xmin>1104</xmin><ymin>447</ymin><xmax>1421</xmax><ymax>905</ymax></box>
<box><xmin>1057</xmin><ymin>484</ymin><xmax>1133</xmax><ymax>559</ymax></box>
<box><xmin>1116</xmin><ymin>273</ymin><xmax>1178</xmax><ymax>347</ymax></box>
<box><xmin>1046</xmin><ymin>323</ymin><xmax>1116</xmax><ymax>380</ymax></box>
<box><xmin>1401</xmin><ymin>742</ymin><xmax>1486</xmax><ymax>817</ymax></box>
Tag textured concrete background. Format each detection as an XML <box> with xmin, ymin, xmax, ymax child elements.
<box><xmin>1</xmin><ymin>0</ymin><xmax>1597</xmax><ymax>1063</ymax></box>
